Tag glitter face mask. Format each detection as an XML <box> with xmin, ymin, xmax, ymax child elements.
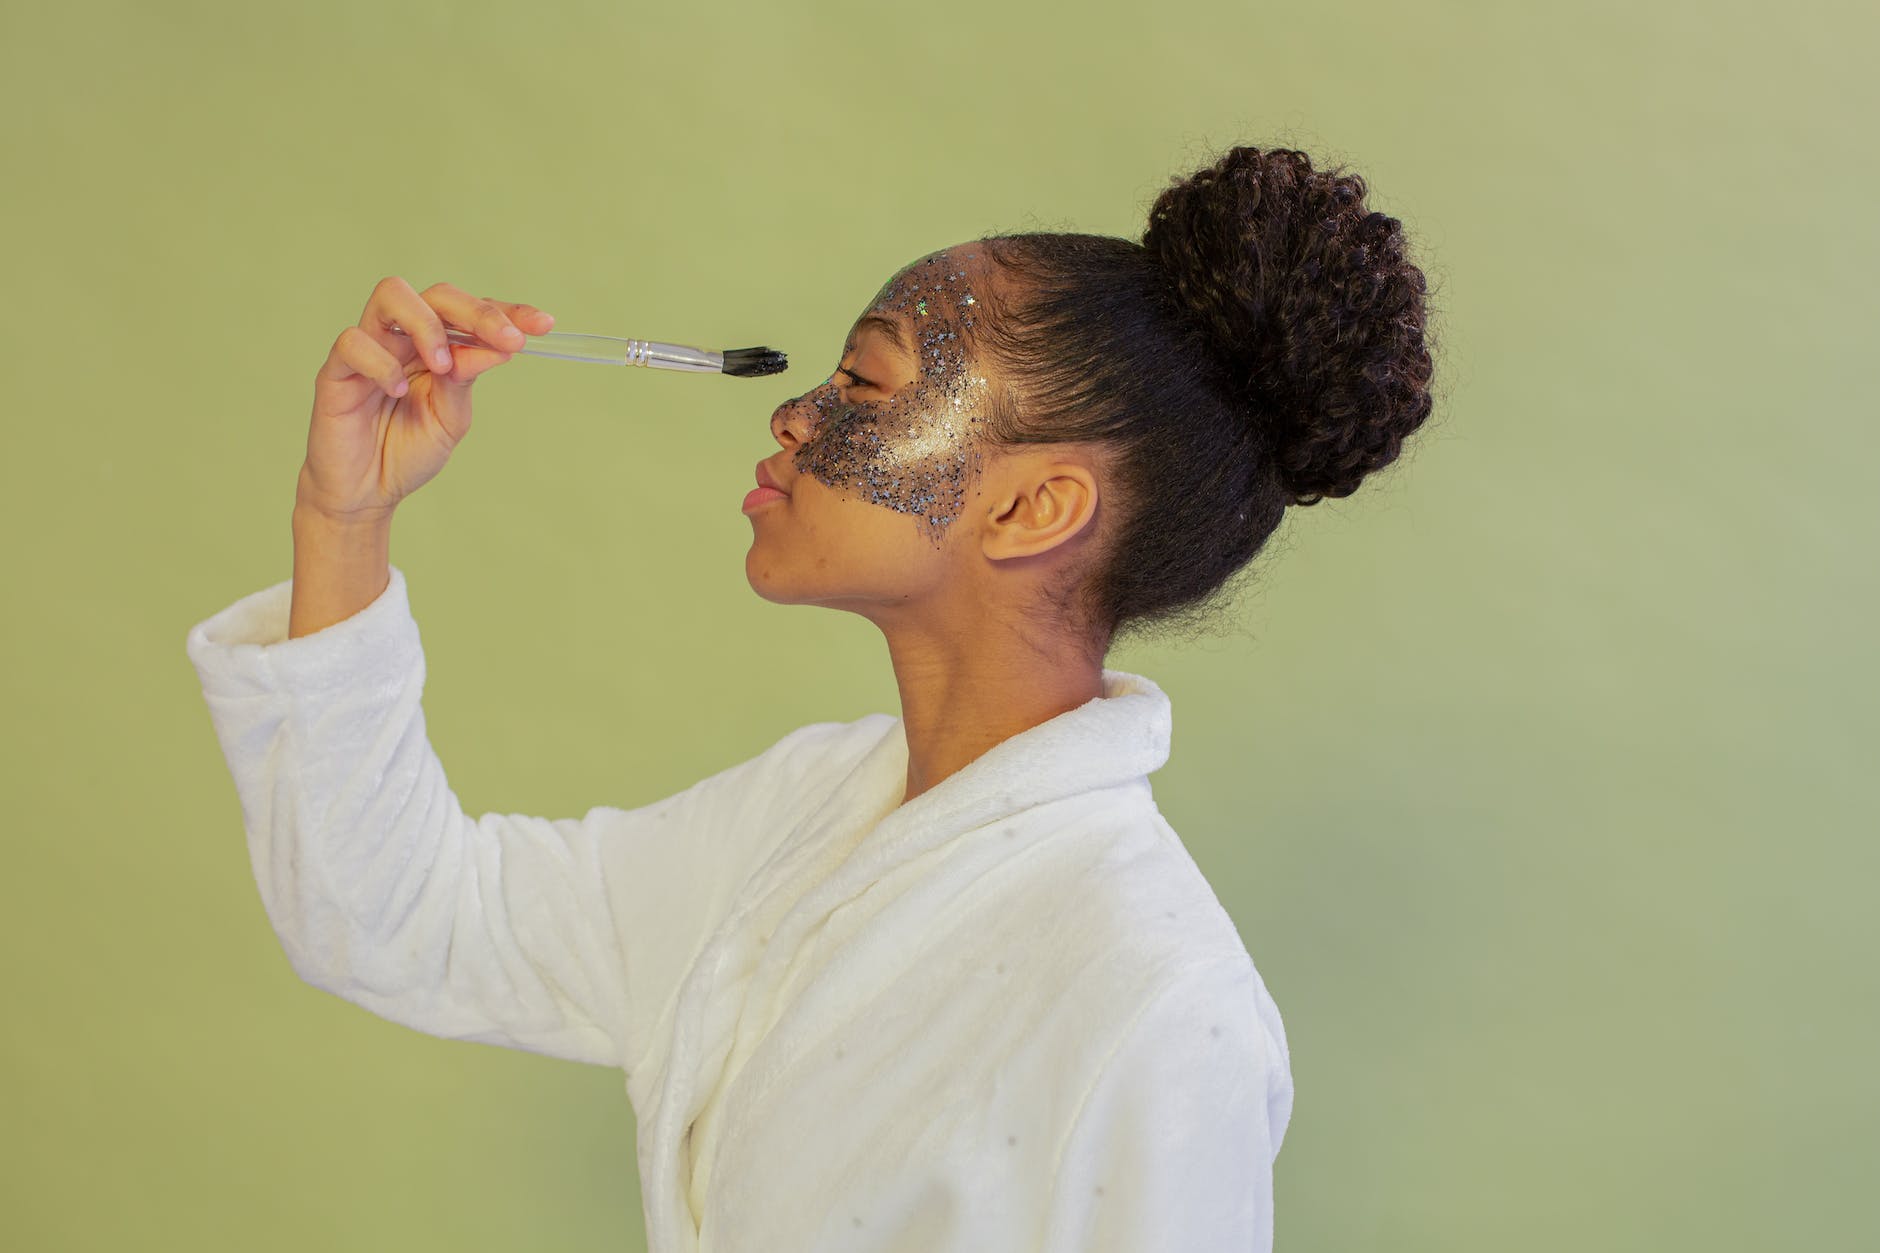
<box><xmin>787</xmin><ymin>248</ymin><xmax>992</xmax><ymax>547</ymax></box>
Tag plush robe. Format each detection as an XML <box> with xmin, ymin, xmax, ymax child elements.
<box><xmin>185</xmin><ymin>565</ymin><xmax>1293</xmax><ymax>1251</ymax></box>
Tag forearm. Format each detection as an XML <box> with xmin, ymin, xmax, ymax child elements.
<box><xmin>289</xmin><ymin>501</ymin><xmax>393</xmax><ymax>638</ymax></box>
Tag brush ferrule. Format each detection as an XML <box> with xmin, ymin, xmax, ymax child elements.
<box><xmin>629</xmin><ymin>341</ymin><xmax>723</xmax><ymax>373</ymax></box>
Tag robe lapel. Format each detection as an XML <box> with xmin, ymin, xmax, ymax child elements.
<box><xmin>636</xmin><ymin>716</ymin><xmax>906</xmax><ymax>1250</ymax></box>
<box><xmin>636</xmin><ymin>668</ymin><xmax>1172</xmax><ymax>1251</ymax></box>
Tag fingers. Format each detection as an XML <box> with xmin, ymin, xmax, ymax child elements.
<box><xmin>477</xmin><ymin>295</ymin><xmax>556</xmax><ymax>335</ymax></box>
<box><xmin>419</xmin><ymin>288</ymin><xmax>559</xmax><ymax>389</ymax></box>
<box><xmin>358</xmin><ymin>276</ymin><xmax>451</xmax><ymax>372</ymax></box>
<box><xmin>356</xmin><ymin>278</ymin><xmax>556</xmax><ymax>379</ymax></box>
<box><xmin>334</xmin><ymin>278</ymin><xmax>557</xmax><ymax>404</ymax></box>
<box><xmin>418</xmin><ymin>281</ymin><xmax>535</xmax><ymax>358</ymax></box>
<box><xmin>433</xmin><ymin>295</ymin><xmax>559</xmax><ymax>381</ymax></box>
<box><xmin>319</xmin><ymin>324</ymin><xmax>411</xmax><ymax>398</ymax></box>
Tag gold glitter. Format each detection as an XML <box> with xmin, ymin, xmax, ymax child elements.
<box><xmin>785</xmin><ymin>248</ymin><xmax>991</xmax><ymax>547</ymax></box>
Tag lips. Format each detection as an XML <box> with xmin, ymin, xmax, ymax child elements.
<box><xmin>755</xmin><ymin>460</ymin><xmax>790</xmax><ymax>495</ymax></box>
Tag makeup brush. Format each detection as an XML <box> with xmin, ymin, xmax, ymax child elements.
<box><xmin>391</xmin><ymin>325</ymin><xmax>788</xmax><ymax>377</ymax></box>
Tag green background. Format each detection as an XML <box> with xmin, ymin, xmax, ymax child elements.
<box><xmin>3</xmin><ymin>0</ymin><xmax>1872</xmax><ymax>1248</ymax></box>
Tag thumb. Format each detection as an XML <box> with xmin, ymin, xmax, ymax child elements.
<box><xmin>437</xmin><ymin>340</ymin><xmax>515</xmax><ymax>388</ymax></box>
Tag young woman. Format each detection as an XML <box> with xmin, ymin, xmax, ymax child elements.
<box><xmin>186</xmin><ymin>145</ymin><xmax>1437</xmax><ymax>1252</ymax></box>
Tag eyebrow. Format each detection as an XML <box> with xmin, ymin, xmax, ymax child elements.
<box><xmin>853</xmin><ymin>313</ymin><xmax>912</xmax><ymax>357</ymax></box>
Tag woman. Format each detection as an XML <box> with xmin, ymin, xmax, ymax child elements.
<box><xmin>186</xmin><ymin>145</ymin><xmax>1436</xmax><ymax>1252</ymax></box>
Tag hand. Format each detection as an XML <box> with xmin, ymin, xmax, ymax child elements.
<box><xmin>297</xmin><ymin>276</ymin><xmax>555</xmax><ymax>521</ymax></box>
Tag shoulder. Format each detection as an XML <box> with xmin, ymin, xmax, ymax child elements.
<box><xmin>1022</xmin><ymin>795</ymin><xmax>1293</xmax><ymax>1089</ymax></box>
<box><xmin>1037</xmin><ymin>790</ymin><xmax>1264</xmax><ymax>978</ymax></box>
<box><xmin>672</xmin><ymin>711</ymin><xmax>897</xmax><ymax>818</ymax></box>
<box><xmin>762</xmin><ymin>709</ymin><xmax>898</xmax><ymax>759</ymax></box>
<box><xmin>739</xmin><ymin>711</ymin><xmax>898</xmax><ymax>785</ymax></box>
<box><xmin>686</xmin><ymin>710</ymin><xmax>894</xmax><ymax>783</ymax></box>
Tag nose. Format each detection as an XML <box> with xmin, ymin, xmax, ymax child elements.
<box><xmin>769</xmin><ymin>391</ymin><xmax>820</xmax><ymax>450</ymax></box>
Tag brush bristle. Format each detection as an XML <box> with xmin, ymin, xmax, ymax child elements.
<box><xmin>720</xmin><ymin>346</ymin><xmax>789</xmax><ymax>378</ymax></box>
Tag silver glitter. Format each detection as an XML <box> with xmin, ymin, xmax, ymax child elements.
<box><xmin>787</xmin><ymin>248</ymin><xmax>992</xmax><ymax>547</ymax></box>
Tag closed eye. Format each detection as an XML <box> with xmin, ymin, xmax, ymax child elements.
<box><xmin>836</xmin><ymin>365</ymin><xmax>875</xmax><ymax>390</ymax></box>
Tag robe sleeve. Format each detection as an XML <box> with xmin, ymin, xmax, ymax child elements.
<box><xmin>183</xmin><ymin>565</ymin><xmax>837</xmax><ymax>1075</ymax></box>
<box><xmin>1042</xmin><ymin>961</ymin><xmax>1295</xmax><ymax>1253</ymax></box>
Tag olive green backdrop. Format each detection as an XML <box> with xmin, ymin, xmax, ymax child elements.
<box><xmin>2</xmin><ymin>0</ymin><xmax>1871</xmax><ymax>1249</ymax></box>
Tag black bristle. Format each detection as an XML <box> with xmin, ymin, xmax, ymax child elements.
<box><xmin>720</xmin><ymin>346</ymin><xmax>789</xmax><ymax>378</ymax></box>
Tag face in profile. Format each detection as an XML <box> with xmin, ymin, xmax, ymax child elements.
<box><xmin>744</xmin><ymin>244</ymin><xmax>1005</xmax><ymax>620</ymax></box>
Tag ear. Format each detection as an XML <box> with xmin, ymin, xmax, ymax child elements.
<box><xmin>982</xmin><ymin>461</ymin><xmax>1101</xmax><ymax>561</ymax></box>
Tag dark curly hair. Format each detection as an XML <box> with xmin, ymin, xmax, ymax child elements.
<box><xmin>972</xmin><ymin>145</ymin><xmax>1440</xmax><ymax>652</ymax></box>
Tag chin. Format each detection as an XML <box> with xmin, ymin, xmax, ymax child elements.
<box><xmin>744</xmin><ymin>544</ymin><xmax>806</xmax><ymax>605</ymax></box>
<box><xmin>745</xmin><ymin>546</ymin><xmax>870</xmax><ymax>611</ymax></box>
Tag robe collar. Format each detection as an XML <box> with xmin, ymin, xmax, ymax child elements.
<box><xmin>635</xmin><ymin>668</ymin><xmax>1173</xmax><ymax>1246</ymax></box>
<box><xmin>837</xmin><ymin>667</ymin><xmax>1173</xmax><ymax>880</ymax></box>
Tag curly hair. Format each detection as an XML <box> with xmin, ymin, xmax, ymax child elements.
<box><xmin>972</xmin><ymin>145</ymin><xmax>1440</xmax><ymax>651</ymax></box>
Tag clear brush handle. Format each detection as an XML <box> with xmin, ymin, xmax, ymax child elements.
<box><xmin>439</xmin><ymin>328</ymin><xmax>722</xmax><ymax>371</ymax></box>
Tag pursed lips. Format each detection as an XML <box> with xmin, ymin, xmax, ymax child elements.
<box><xmin>755</xmin><ymin>460</ymin><xmax>791</xmax><ymax>495</ymax></box>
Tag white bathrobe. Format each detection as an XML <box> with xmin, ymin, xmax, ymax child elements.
<box><xmin>185</xmin><ymin>566</ymin><xmax>1293</xmax><ymax>1252</ymax></box>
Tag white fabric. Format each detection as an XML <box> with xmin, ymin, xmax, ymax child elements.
<box><xmin>185</xmin><ymin>565</ymin><xmax>1293</xmax><ymax>1252</ymax></box>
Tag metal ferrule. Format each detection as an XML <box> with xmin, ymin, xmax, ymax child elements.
<box><xmin>629</xmin><ymin>340</ymin><xmax>724</xmax><ymax>372</ymax></box>
<box><xmin>424</xmin><ymin>327</ymin><xmax>729</xmax><ymax>372</ymax></box>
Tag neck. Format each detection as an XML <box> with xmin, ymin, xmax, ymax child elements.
<box><xmin>877</xmin><ymin>616</ymin><xmax>1105</xmax><ymax>806</ymax></box>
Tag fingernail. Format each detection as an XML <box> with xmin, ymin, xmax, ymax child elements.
<box><xmin>434</xmin><ymin>347</ymin><xmax>452</xmax><ymax>368</ymax></box>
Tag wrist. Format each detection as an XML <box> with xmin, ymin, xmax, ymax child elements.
<box><xmin>294</xmin><ymin>464</ymin><xmax>397</xmax><ymax>531</ymax></box>
<box><xmin>292</xmin><ymin>497</ymin><xmax>396</xmax><ymax>533</ymax></box>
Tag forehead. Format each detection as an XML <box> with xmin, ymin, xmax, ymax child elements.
<box><xmin>855</xmin><ymin>245</ymin><xmax>990</xmax><ymax>355</ymax></box>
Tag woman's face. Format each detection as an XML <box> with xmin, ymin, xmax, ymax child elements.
<box><xmin>744</xmin><ymin>244</ymin><xmax>1005</xmax><ymax>616</ymax></box>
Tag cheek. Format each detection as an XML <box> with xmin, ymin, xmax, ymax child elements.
<box><xmin>753</xmin><ymin>481</ymin><xmax>942</xmax><ymax>592</ymax></box>
<box><xmin>791</xmin><ymin>392</ymin><xmax>986</xmax><ymax>547</ymax></box>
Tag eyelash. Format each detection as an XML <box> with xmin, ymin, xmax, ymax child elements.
<box><xmin>836</xmin><ymin>365</ymin><xmax>873</xmax><ymax>390</ymax></box>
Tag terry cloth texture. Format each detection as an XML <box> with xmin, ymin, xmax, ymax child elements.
<box><xmin>185</xmin><ymin>565</ymin><xmax>1293</xmax><ymax>1252</ymax></box>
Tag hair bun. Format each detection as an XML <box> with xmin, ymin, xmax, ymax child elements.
<box><xmin>1142</xmin><ymin>146</ymin><xmax>1436</xmax><ymax>505</ymax></box>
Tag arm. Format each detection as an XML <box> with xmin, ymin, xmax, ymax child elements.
<box><xmin>186</xmin><ymin>559</ymin><xmax>833</xmax><ymax>1073</ymax></box>
<box><xmin>288</xmin><ymin>500</ymin><xmax>390</xmax><ymax>638</ymax></box>
<box><xmin>206</xmin><ymin>280</ymin><xmax>756</xmax><ymax>1070</ymax></box>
